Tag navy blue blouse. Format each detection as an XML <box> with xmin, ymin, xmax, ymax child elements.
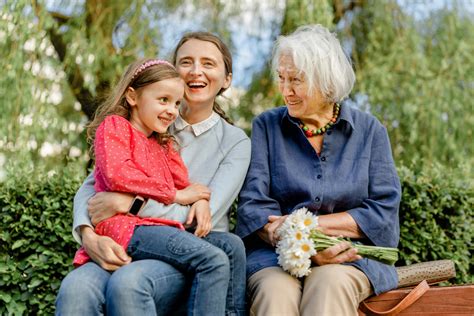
<box><xmin>236</xmin><ymin>105</ymin><xmax>401</xmax><ymax>295</ymax></box>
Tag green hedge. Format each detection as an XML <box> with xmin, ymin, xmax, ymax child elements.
<box><xmin>397</xmin><ymin>164</ymin><xmax>473</xmax><ymax>284</ymax></box>
<box><xmin>0</xmin><ymin>163</ymin><xmax>472</xmax><ymax>314</ymax></box>
<box><xmin>0</xmin><ymin>165</ymin><xmax>83</xmax><ymax>315</ymax></box>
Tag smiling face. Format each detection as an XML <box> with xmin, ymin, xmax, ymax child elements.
<box><xmin>126</xmin><ymin>78</ymin><xmax>184</xmax><ymax>136</ymax></box>
<box><xmin>277</xmin><ymin>55</ymin><xmax>326</xmax><ymax>120</ymax></box>
<box><xmin>175</xmin><ymin>39</ymin><xmax>232</xmax><ymax>109</ymax></box>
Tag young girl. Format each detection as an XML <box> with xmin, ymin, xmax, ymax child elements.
<box><xmin>73</xmin><ymin>58</ymin><xmax>229</xmax><ymax>315</ymax></box>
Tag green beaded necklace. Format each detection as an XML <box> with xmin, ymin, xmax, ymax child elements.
<box><xmin>299</xmin><ymin>103</ymin><xmax>340</xmax><ymax>137</ymax></box>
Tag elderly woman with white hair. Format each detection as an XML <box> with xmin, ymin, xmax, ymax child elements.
<box><xmin>236</xmin><ymin>24</ymin><xmax>401</xmax><ymax>315</ymax></box>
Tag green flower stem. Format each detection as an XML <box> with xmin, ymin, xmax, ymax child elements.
<box><xmin>310</xmin><ymin>230</ymin><xmax>398</xmax><ymax>265</ymax></box>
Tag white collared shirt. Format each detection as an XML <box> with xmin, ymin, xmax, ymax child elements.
<box><xmin>173</xmin><ymin>112</ymin><xmax>220</xmax><ymax>136</ymax></box>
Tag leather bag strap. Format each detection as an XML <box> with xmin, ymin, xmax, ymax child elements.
<box><xmin>360</xmin><ymin>280</ymin><xmax>430</xmax><ymax>316</ymax></box>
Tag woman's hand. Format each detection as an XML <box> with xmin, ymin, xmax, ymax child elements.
<box><xmin>257</xmin><ymin>215</ymin><xmax>288</xmax><ymax>247</ymax></box>
<box><xmin>310</xmin><ymin>212</ymin><xmax>362</xmax><ymax>265</ymax></box>
<box><xmin>174</xmin><ymin>183</ymin><xmax>211</xmax><ymax>205</ymax></box>
<box><xmin>186</xmin><ymin>199</ymin><xmax>212</xmax><ymax>237</ymax></box>
<box><xmin>81</xmin><ymin>226</ymin><xmax>131</xmax><ymax>271</ymax></box>
<box><xmin>311</xmin><ymin>241</ymin><xmax>362</xmax><ymax>265</ymax></box>
<box><xmin>88</xmin><ymin>192</ymin><xmax>134</xmax><ymax>226</ymax></box>
<box><xmin>317</xmin><ymin>212</ymin><xmax>364</xmax><ymax>239</ymax></box>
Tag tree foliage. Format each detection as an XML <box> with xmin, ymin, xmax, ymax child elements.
<box><xmin>2</xmin><ymin>0</ymin><xmax>472</xmax><ymax>173</ymax></box>
<box><xmin>349</xmin><ymin>0</ymin><xmax>474</xmax><ymax>168</ymax></box>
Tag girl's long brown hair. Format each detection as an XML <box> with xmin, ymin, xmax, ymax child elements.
<box><xmin>87</xmin><ymin>59</ymin><xmax>180</xmax><ymax>157</ymax></box>
<box><xmin>172</xmin><ymin>31</ymin><xmax>234</xmax><ymax>125</ymax></box>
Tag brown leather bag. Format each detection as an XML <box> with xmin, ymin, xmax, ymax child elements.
<box><xmin>358</xmin><ymin>260</ymin><xmax>474</xmax><ymax>316</ymax></box>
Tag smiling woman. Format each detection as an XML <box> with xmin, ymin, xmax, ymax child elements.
<box><xmin>236</xmin><ymin>24</ymin><xmax>401</xmax><ymax>316</ymax></box>
<box><xmin>277</xmin><ymin>55</ymin><xmax>331</xmax><ymax>126</ymax></box>
<box><xmin>175</xmin><ymin>39</ymin><xmax>231</xmax><ymax>112</ymax></box>
<box><xmin>173</xmin><ymin>33</ymin><xmax>234</xmax><ymax>125</ymax></box>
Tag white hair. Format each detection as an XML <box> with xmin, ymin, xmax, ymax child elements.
<box><xmin>272</xmin><ymin>24</ymin><xmax>355</xmax><ymax>103</ymax></box>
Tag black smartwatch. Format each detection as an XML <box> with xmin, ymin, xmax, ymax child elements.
<box><xmin>129</xmin><ymin>196</ymin><xmax>145</xmax><ymax>215</ymax></box>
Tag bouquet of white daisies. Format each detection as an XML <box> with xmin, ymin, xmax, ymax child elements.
<box><xmin>275</xmin><ymin>208</ymin><xmax>399</xmax><ymax>278</ymax></box>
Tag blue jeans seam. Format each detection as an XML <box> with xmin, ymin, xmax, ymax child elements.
<box><xmin>167</xmin><ymin>231</ymin><xmax>211</xmax><ymax>255</ymax></box>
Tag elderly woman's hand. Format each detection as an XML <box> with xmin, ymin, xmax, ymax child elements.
<box><xmin>311</xmin><ymin>241</ymin><xmax>362</xmax><ymax>265</ymax></box>
<box><xmin>257</xmin><ymin>215</ymin><xmax>288</xmax><ymax>247</ymax></box>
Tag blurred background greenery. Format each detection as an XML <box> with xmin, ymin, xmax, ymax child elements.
<box><xmin>1</xmin><ymin>1</ymin><xmax>473</xmax><ymax>314</ymax></box>
<box><xmin>1</xmin><ymin>0</ymin><xmax>473</xmax><ymax>177</ymax></box>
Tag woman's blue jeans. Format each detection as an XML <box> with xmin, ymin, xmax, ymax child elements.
<box><xmin>56</xmin><ymin>230</ymin><xmax>247</xmax><ymax>315</ymax></box>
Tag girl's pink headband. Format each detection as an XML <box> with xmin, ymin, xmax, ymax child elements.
<box><xmin>132</xmin><ymin>59</ymin><xmax>174</xmax><ymax>80</ymax></box>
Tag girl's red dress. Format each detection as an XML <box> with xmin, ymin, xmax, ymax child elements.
<box><xmin>73</xmin><ymin>115</ymin><xmax>189</xmax><ymax>266</ymax></box>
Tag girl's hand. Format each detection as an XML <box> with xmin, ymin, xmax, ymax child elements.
<box><xmin>310</xmin><ymin>241</ymin><xmax>362</xmax><ymax>265</ymax></box>
<box><xmin>186</xmin><ymin>199</ymin><xmax>212</xmax><ymax>237</ymax></box>
<box><xmin>257</xmin><ymin>215</ymin><xmax>288</xmax><ymax>247</ymax></box>
<box><xmin>88</xmin><ymin>192</ymin><xmax>134</xmax><ymax>226</ymax></box>
<box><xmin>174</xmin><ymin>183</ymin><xmax>211</xmax><ymax>205</ymax></box>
